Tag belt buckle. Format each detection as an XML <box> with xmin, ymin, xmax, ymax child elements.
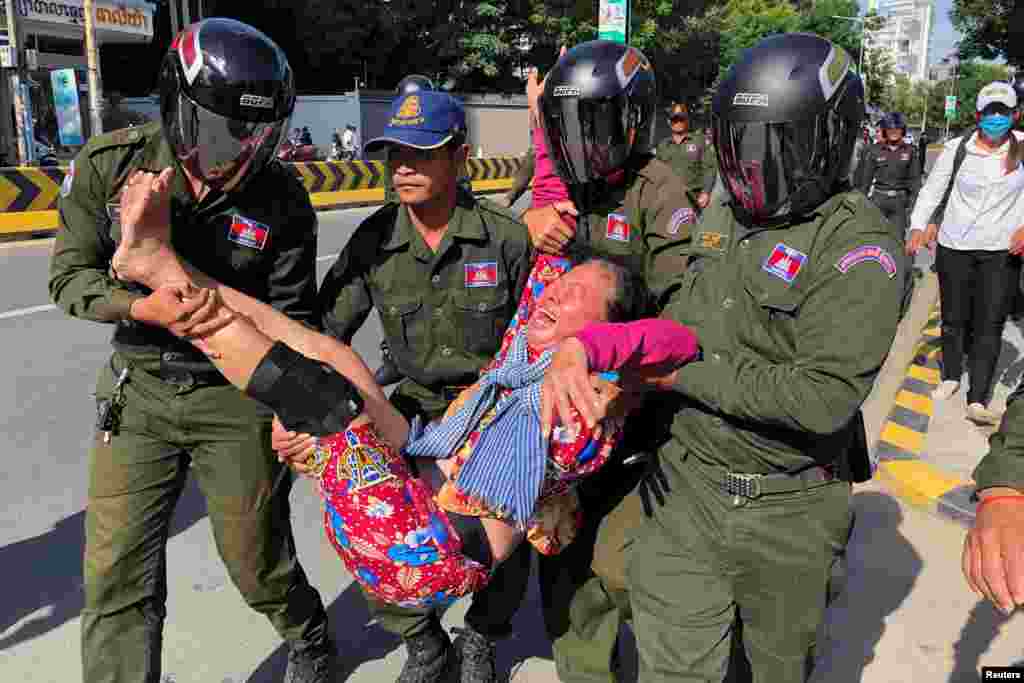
<box><xmin>723</xmin><ymin>472</ymin><xmax>762</xmax><ymax>499</ymax></box>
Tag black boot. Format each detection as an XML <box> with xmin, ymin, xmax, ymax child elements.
<box><xmin>284</xmin><ymin>636</ymin><xmax>336</xmax><ymax>683</ymax></box>
<box><xmin>375</xmin><ymin>340</ymin><xmax>404</xmax><ymax>387</ymax></box>
<box><xmin>451</xmin><ymin>626</ymin><xmax>498</xmax><ymax>683</ymax></box>
<box><xmin>396</xmin><ymin>620</ymin><xmax>453</xmax><ymax>683</ymax></box>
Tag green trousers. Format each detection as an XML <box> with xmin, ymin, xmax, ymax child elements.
<box><xmin>625</xmin><ymin>454</ymin><xmax>853</xmax><ymax>683</ymax></box>
<box><xmin>538</xmin><ymin>456</ymin><xmax>644</xmax><ymax>683</ymax></box>
<box><xmin>81</xmin><ymin>354</ymin><xmax>327</xmax><ymax>683</ymax></box>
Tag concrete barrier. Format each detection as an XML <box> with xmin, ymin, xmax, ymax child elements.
<box><xmin>0</xmin><ymin>157</ymin><xmax>521</xmax><ymax>237</ymax></box>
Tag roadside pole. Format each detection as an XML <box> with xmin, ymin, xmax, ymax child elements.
<box><xmin>83</xmin><ymin>0</ymin><xmax>103</xmax><ymax>138</ymax></box>
<box><xmin>3</xmin><ymin>0</ymin><xmax>29</xmax><ymax>164</ymax></box>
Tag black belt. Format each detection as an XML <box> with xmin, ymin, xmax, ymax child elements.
<box><xmin>719</xmin><ymin>465</ymin><xmax>836</xmax><ymax>499</ymax></box>
<box><xmin>156</xmin><ymin>350</ymin><xmax>229</xmax><ymax>388</ymax></box>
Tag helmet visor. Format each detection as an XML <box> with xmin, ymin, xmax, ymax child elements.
<box><xmin>164</xmin><ymin>91</ymin><xmax>288</xmax><ymax>192</ymax></box>
<box><xmin>542</xmin><ymin>95</ymin><xmax>632</xmax><ymax>185</ymax></box>
<box><xmin>715</xmin><ymin>116</ymin><xmax>826</xmax><ymax>220</ymax></box>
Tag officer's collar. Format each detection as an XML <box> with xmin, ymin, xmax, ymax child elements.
<box><xmin>382</xmin><ymin>190</ymin><xmax>486</xmax><ymax>251</ymax></box>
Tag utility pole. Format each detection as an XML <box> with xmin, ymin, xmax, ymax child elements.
<box><xmin>83</xmin><ymin>0</ymin><xmax>103</xmax><ymax>138</ymax></box>
<box><xmin>4</xmin><ymin>0</ymin><xmax>29</xmax><ymax>164</ymax></box>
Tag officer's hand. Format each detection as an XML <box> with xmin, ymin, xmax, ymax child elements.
<box><xmin>697</xmin><ymin>192</ymin><xmax>711</xmax><ymax>210</ymax></box>
<box><xmin>271</xmin><ymin>415</ymin><xmax>318</xmax><ymax>471</ymax></box>
<box><xmin>963</xmin><ymin>489</ymin><xmax>1024</xmax><ymax>615</ymax></box>
<box><xmin>524</xmin><ymin>202</ymin><xmax>578</xmax><ymax>255</ymax></box>
<box><xmin>905</xmin><ymin>229</ymin><xmax>924</xmax><ymax>256</ymax></box>
<box><xmin>540</xmin><ymin>337</ymin><xmax>604</xmax><ymax>437</ymax></box>
<box><xmin>129</xmin><ymin>284</ymin><xmax>219</xmax><ymax>335</ymax></box>
<box><xmin>1010</xmin><ymin>225</ymin><xmax>1024</xmax><ymax>256</ymax></box>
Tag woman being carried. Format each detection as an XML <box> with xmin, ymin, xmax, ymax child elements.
<box><xmin>111</xmin><ymin>168</ymin><xmax>698</xmax><ymax>608</ymax></box>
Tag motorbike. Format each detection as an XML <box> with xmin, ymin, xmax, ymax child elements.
<box><xmin>277</xmin><ymin>139</ymin><xmax>321</xmax><ymax>162</ymax></box>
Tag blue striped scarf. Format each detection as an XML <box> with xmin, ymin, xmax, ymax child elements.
<box><xmin>403</xmin><ymin>330</ymin><xmax>553</xmax><ymax>526</ymax></box>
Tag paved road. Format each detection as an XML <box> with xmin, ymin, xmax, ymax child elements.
<box><xmin>4</xmin><ymin>186</ymin><xmax>1024</xmax><ymax>682</ymax></box>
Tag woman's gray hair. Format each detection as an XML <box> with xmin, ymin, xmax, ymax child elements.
<box><xmin>581</xmin><ymin>257</ymin><xmax>649</xmax><ymax>322</ymax></box>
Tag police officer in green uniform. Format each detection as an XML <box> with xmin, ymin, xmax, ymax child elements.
<box><xmin>543</xmin><ymin>33</ymin><xmax>905</xmax><ymax>681</ymax></box>
<box><xmin>654</xmin><ymin>101</ymin><xmax>717</xmax><ymax>212</ymax></box>
<box><xmin>310</xmin><ymin>90</ymin><xmax>534</xmax><ymax>683</ymax></box>
<box><xmin>520</xmin><ymin>41</ymin><xmax>695</xmax><ymax>683</ymax></box>
<box><xmin>48</xmin><ymin>19</ymin><xmax>333</xmax><ymax>683</ymax></box>
<box><xmin>854</xmin><ymin>111</ymin><xmax>921</xmax><ymax>241</ymax></box>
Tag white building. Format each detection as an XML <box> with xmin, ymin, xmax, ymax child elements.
<box><xmin>866</xmin><ymin>0</ymin><xmax>935</xmax><ymax>82</ymax></box>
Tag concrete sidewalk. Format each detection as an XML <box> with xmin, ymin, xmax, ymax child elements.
<box><xmin>875</xmin><ymin>271</ymin><xmax>1024</xmax><ymax>527</ymax></box>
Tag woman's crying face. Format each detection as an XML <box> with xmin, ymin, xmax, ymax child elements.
<box><xmin>526</xmin><ymin>262</ymin><xmax>614</xmax><ymax>351</ymax></box>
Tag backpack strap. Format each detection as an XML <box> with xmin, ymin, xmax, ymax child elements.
<box><xmin>928</xmin><ymin>131</ymin><xmax>972</xmax><ymax>225</ymax></box>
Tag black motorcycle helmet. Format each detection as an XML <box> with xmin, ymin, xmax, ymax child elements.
<box><xmin>712</xmin><ymin>33</ymin><xmax>864</xmax><ymax>223</ymax></box>
<box><xmin>159</xmin><ymin>18</ymin><xmax>296</xmax><ymax>192</ymax></box>
<box><xmin>396</xmin><ymin>75</ymin><xmax>436</xmax><ymax>95</ymax></box>
<box><xmin>879</xmin><ymin>112</ymin><xmax>907</xmax><ymax>133</ymax></box>
<box><xmin>539</xmin><ymin>40</ymin><xmax>657</xmax><ymax>189</ymax></box>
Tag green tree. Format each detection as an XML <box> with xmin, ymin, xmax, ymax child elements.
<box><xmin>951</xmin><ymin>0</ymin><xmax>1019</xmax><ymax>67</ymax></box>
<box><xmin>717</xmin><ymin>0</ymin><xmax>800</xmax><ymax>80</ymax></box>
<box><xmin>795</xmin><ymin>0</ymin><xmax>862</xmax><ymax>61</ymax></box>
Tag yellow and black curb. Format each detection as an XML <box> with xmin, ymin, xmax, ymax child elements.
<box><xmin>0</xmin><ymin>157</ymin><xmax>521</xmax><ymax>236</ymax></box>
<box><xmin>875</xmin><ymin>304</ymin><xmax>978</xmax><ymax>526</ymax></box>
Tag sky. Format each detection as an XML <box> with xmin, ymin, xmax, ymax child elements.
<box><xmin>859</xmin><ymin>0</ymin><xmax>962</xmax><ymax>65</ymax></box>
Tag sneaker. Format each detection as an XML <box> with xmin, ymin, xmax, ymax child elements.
<box><xmin>932</xmin><ymin>380</ymin><xmax>960</xmax><ymax>401</ymax></box>
<box><xmin>451</xmin><ymin>626</ymin><xmax>498</xmax><ymax>683</ymax></box>
<box><xmin>284</xmin><ymin>637</ymin><xmax>336</xmax><ymax>683</ymax></box>
<box><xmin>967</xmin><ymin>403</ymin><xmax>1000</xmax><ymax>426</ymax></box>
<box><xmin>396</xmin><ymin>622</ymin><xmax>453</xmax><ymax>683</ymax></box>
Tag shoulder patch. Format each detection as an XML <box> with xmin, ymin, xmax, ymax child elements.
<box><xmin>668</xmin><ymin>207</ymin><xmax>695</xmax><ymax>235</ymax></box>
<box><xmin>835</xmin><ymin>245</ymin><xmax>897</xmax><ymax>278</ymax></box>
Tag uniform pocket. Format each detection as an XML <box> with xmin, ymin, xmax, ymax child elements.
<box><xmin>378</xmin><ymin>297</ymin><xmax>423</xmax><ymax>350</ymax></box>
<box><xmin>453</xmin><ymin>290</ymin><xmax>509</xmax><ymax>354</ymax></box>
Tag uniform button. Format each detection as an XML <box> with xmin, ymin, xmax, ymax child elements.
<box><xmin>478</xmin><ymin>303</ymin><xmax>488</xmax><ymax>312</ymax></box>
<box><xmin>388</xmin><ymin>306</ymin><xmax>398</xmax><ymax>315</ymax></box>
<box><xmin>722</xmin><ymin>297</ymin><xmax>734</xmax><ymax>310</ymax></box>
<box><xmin>711</xmin><ymin>352</ymin><xmax>721</xmax><ymax>363</ymax></box>
<box><xmin>434</xmin><ymin>308</ymin><xmax>444</xmax><ymax>317</ymax></box>
<box><xmin>162</xmin><ymin>352</ymin><xmax>177</xmax><ymax>361</ymax></box>
<box><xmin>431</xmin><ymin>275</ymin><xmax>441</xmax><ymax>284</ymax></box>
<box><xmin>740</xmin><ymin>240</ymin><xmax>750</xmax><ymax>249</ymax></box>
<box><xmin>441</xmin><ymin>346</ymin><xmax>453</xmax><ymax>357</ymax></box>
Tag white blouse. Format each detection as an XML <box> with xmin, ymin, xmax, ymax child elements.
<box><xmin>909</xmin><ymin>131</ymin><xmax>1024</xmax><ymax>251</ymax></box>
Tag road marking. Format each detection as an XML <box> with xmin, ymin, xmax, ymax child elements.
<box><xmin>0</xmin><ymin>303</ymin><xmax>58</xmax><ymax>320</ymax></box>
<box><xmin>1</xmin><ymin>253</ymin><xmax>341</xmax><ymax>321</ymax></box>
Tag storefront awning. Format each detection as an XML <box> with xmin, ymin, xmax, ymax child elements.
<box><xmin>0</xmin><ymin>0</ymin><xmax>154</xmax><ymax>44</ymax></box>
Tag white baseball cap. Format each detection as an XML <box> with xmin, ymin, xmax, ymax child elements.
<box><xmin>976</xmin><ymin>81</ymin><xmax>1018</xmax><ymax>112</ymax></box>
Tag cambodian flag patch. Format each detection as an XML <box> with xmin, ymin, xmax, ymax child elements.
<box><xmin>227</xmin><ymin>215</ymin><xmax>269</xmax><ymax>250</ymax></box>
<box><xmin>606</xmin><ymin>213</ymin><xmax>631</xmax><ymax>242</ymax></box>
<box><xmin>835</xmin><ymin>245</ymin><xmax>897</xmax><ymax>278</ymax></box>
<box><xmin>465</xmin><ymin>261</ymin><xmax>498</xmax><ymax>288</ymax></box>
<box><xmin>762</xmin><ymin>243</ymin><xmax>807</xmax><ymax>284</ymax></box>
